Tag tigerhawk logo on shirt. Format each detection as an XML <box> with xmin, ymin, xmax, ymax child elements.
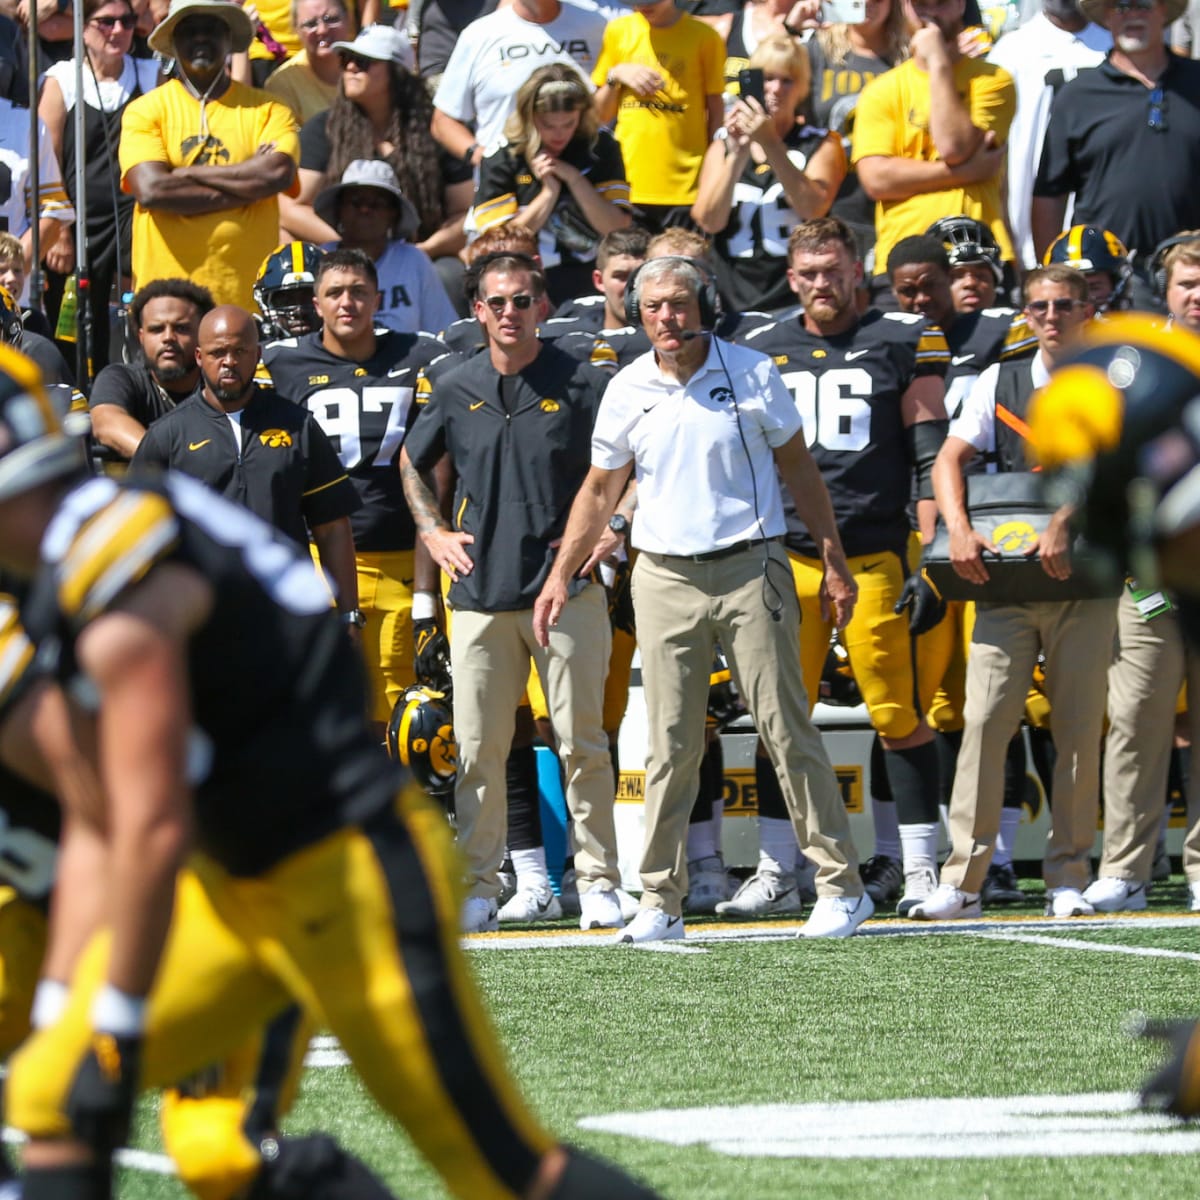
<box><xmin>260</xmin><ymin>429</ymin><xmax>294</xmax><ymax>447</ymax></box>
<box><xmin>540</xmin><ymin>399</ymin><xmax>560</xmax><ymax>413</ymax></box>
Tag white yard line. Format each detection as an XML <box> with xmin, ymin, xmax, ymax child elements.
<box><xmin>971</xmin><ymin>928</ymin><xmax>1200</xmax><ymax>962</ymax></box>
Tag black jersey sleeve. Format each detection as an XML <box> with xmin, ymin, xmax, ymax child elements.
<box><xmin>404</xmin><ymin>361</ymin><xmax>457</xmax><ymax>474</ymax></box>
<box><xmin>473</xmin><ymin>146</ymin><xmax>522</xmax><ymax>229</ymax></box>
<box><xmin>89</xmin><ymin>364</ymin><xmax>142</xmax><ymax>416</ymax></box>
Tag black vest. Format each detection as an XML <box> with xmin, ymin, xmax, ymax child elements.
<box><xmin>988</xmin><ymin>357</ymin><xmax>1038</xmax><ymax>473</ymax></box>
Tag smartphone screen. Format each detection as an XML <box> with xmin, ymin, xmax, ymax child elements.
<box><xmin>737</xmin><ymin>67</ymin><xmax>766</xmax><ymax>106</ymax></box>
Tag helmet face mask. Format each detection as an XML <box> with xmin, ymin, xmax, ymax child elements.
<box><xmin>0</xmin><ymin>287</ymin><xmax>23</xmax><ymax>349</ymax></box>
<box><xmin>263</xmin><ymin>286</ymin><xmax>319</xmax><ymax>337</ymax></box>
<box><xmin>926</xmin><ymin>216</ymin><xmax>1004</xmax><ymax>286</ymax></box>
<box><xmin>254</xmin><ymin>243</ymin><xmax>325</xmax><ymax>339</ymax></box>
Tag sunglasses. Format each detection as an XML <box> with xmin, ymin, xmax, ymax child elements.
<box><xmin>299</xmin><ymin>11</ymin><xmax>344</xmax><ymax>29</ymax></box>
<box><xmin>1026</xmin><ymin>298</ymin><xmax>1084</xmax><ymax>316</ymax></box>
<box><xmin>339</xmin><ymin>52</ymin><xmax>378</xmax><ymax>70</ymax></box>
<box><xmin>1110</xmin><ymin>0</ymin><xmax>1156</xmax><ymax>10</ymax></box>
<box><xmin>91</xmin><ymin>13</ymin><xmax>136</xmax><ymax>28</ymax></box>
<box><xmin>482</xmin><ymin>293</ymin><xmax>536</xmax><ymax>313</ymax></box>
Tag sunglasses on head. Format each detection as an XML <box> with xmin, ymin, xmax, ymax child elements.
<box><xmin>92</xmin><ymin>13</ymin><xmax>136</xmax><ymax>28</ymax></box>
<box><xmin>1026</xmin><ymin>298</ymin><xmax>1083</xmax><ymax>316</ymax></box>
<box><xmin>482</xmin><ymin>293</ymin><xmax>536</xmax><ymax>313</ymax></box>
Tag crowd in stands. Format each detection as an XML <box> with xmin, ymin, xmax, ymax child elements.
<box><xmin>4</xmin><ymin>0</ymin><xmax>1200</xmax><ymax>938</ymax></box>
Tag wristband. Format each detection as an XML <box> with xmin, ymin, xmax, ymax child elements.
<box><xmin>412</xmin><ymin>591</ymin><xmax>438</xmax><ymax>621</ymax></box>
<box><xmin>32</xmin><ymin>978</ymin><xmax>69</xmax><ymax>1029</ymax></box>
<box><xmin>92</xmin><ymin>984</ymin><xmax>147</xmax><ymax>1037</ymax></box>
<box><xmin>462</xmin><ymin>141</ymin><xmax>480</xmax><ymax>164</ymax></box>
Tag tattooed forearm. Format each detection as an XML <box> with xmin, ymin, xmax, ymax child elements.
<box><xmin>400</xmin><ymin>452</ymin><xmax>448</xmax><ymax>536</ymax></box>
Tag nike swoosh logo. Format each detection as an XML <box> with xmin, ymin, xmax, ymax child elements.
<box><xmin>469</xmin><ymin>400</ymin><xmax>486</xmax><ymax>411</ymax></box>
<box><xmin>845</xmin><ymin>349</ymin><xmax>870</xmax><ymax>361</ymax></box>
<box><xmin>952</xmin><ymin>354</ymin><xmax>975</xmax><ymax>365</ymax></box>
<box><xmin>188</xmin><ymin>440</ymin><xmax>211</xmax><ymax>451</ymax></box>
<box><xmin>388</xmin><ymin>366</ymin><xmax>409</xmax><ymax>378</ymax></box>
<box><xmin>862</xmin><ymin>560</ymin><xmax>883</xmax><ymax>571</ymax></box>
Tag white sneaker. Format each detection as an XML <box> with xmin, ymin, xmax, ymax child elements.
<box><xmin>1045</xmin><ymin>887</ymin><xmax>1095</xmax><ymax>917</ymax></box>
<box><xmin>1190</xmin><ymin>881</ymin><xmax>1200</xmax><ymax>912</ymax></box>
<box><xmin>497</xmin><ymin>865</ymin><xmax>517</xmax><ymax>908</ymax></box>
<box><xmin>498</xmin><ymin>883</ymin><xmax>562</xmax><ymax>923</ymax></box>
<box><xmin>896</xmin><ymin>865</ymin><xmax>938</xmax><ymax>918</ymax></box>
<box><xmin>614</xmin><ymin>907</ymin><xmax>684</xmax><ymax>944</ymax></box>
<box><xmin>461</xmin><ymin>895</ymin><xmax>499</xmax><ymax>933</ymax></box>
<box><xmin>579</xmin><ymin>888</ymin><xmax>624</xmax><ymax>931</ymax></box>
<box><xmin>714</xmin><ymin>869</ymin><xmax>803</xmax><ymax>917</ymax></box>
<box><xmin>799</xmin><ymin>893</ymin><xmax>874</xmax><ymax>938</ymax></box>
<box><xmin>685</xmin><ymin>855</ymin><xmax>730</xmax><ymax>914</ymax></box>
<box><xmin>557</xmin><ymin>867</ymin><xmax>582</xmax><ymax>917</ymax></box>
<box><xmin>907</xmin><ymin>883</ymin><xmax>981</xmax><ymax>921</ymax></box>
<box><xmin>1081</xmin><ymin>876</ymin><xmax>1148</xmax><ymax>913</ymax></box>
<box><xmin>615</xmin><ymin>887</ymin><xmax>640</xmax><ymax>921</ymax></box>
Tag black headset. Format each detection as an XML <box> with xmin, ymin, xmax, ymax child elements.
<box><xmin>624</xmin><ymin>255</ymin><xmax>721</xmax><ymax>329</ymax></box>
<box><xmin>1150</xmin><ymin>233</ymin><xmax>1200</xmax><ymax>302</ymax></box>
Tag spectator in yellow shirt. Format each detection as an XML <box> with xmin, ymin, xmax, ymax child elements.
<box><xmin>593</xmin><ymin>0</ymin><xmax>725</xmax><ymax>232</ymax></box>
<box><xmin>851</xmin><ymin>0</ymin><xmax>1015</xmax><ymax>301</ymax></box>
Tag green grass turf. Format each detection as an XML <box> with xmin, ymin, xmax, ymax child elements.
<box><xmin>116</xmin><ymin>910</ymin><xmax>1200</xmax><ymax>1200</ymax></box>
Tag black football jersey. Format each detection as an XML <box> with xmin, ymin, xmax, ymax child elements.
<box><xmin>264</xmin><ymin>330</ymin><xmax>450</xmax><ymax>553</ymax></box>
<box><xmin>944</xmin><ymin>307</ymin><xmax>1037</xmax><ymax>418</ymax></box>
<box><xmin>744</xmin><ymin>309</ymin><xmax>950</xmax><ymax>556</ymax></box>
<box><xmin>0</xmin><ymin>591</ymin><xmax>60</xmax><ymax>907</ymax></box>
<box><xmin>21</xmin><ymin>474</ymin><xmax>399</xmax><ymax>876</ymax></box>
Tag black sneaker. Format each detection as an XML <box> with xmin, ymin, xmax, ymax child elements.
<box><xmin>861</xmin><ymin>854</ymin><xmax>903</xmax><ymax>905</ymax></box>
<box><xmin>980</xmin><ymin>862</ymin><xmax>1023</xmax><ymax>905</ymax></box>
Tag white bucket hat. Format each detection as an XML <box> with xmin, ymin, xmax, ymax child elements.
<box><xmin>315</xmin><ymin>159</ymin><xmax>421</xmax><ymax>241</ymax></box>
<box><xmin>148</xmin><ymin>0</ymin><xmax>255</xmax><ymax>57</ymax></box>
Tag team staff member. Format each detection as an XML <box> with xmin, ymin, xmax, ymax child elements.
<box><xmin>912</xmin><ymin>264</ymin><xmax>1117</xmax><ymax>920</ymax></box>
<box><xmin>89</xmin><ymin>279</ymin><xmax>215</xmax><ymax>465</ymax></box>
<box><xmin>0</xmin><ymin>352</ymin><xmax>661</xmax><ymax>1200</ymax></box>
<box><xmin>132</xmin><ymin>305</ymin><xmax>362</xmax><ymax>625</ymax></box>
<box><xmin>400</xmin><ymin>253</ymin><xmax>625</xmax><ymax>935</ymax></box>
<box><xmin>534</xmin><ymin>254</ymin><xmax>873</xmax><ymax>943</ymax></box>
<box><xmin>265</xmin><ymin>248</ymin><xmax>449</xmax><ymax>729</ymax></box>
<box><xmin>732</xmin><ymin>218</ymin><xmax>949</xmax><ymax>918</ymax></box>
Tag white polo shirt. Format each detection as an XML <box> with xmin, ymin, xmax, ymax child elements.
<box><xmin>591</xmin><ymin>337</ymin><xmax>802</xmax><ymax>556</ymax></box>
<box><xmin>950</xmin><ymin>350</ymin><xmax>1052</xmax><ymax>467</ymax></box>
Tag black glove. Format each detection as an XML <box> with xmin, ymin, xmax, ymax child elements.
<box><xmin>893</xmin><ymin>571</ymin><xmax>946</xmax><ymax>636</ymax></box>
<box><xmin>66</xmin><ymin>1032</ymin><xmax>142</xmax><ymax>1154</ymax></box>
<box><xmin>413</xmin><ymin>618</ymin><xmax>452</xmax><ymax>695</ymax></box>
<box><xmin>1137</xmin><ymin>1017</ymin><xmax>1200</xmax><ymax>1117</ymax></box>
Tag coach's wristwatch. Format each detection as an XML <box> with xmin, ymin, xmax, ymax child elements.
<box><xmin>608</xmin><ymin>514</ymin><xmax>630</xmax><ymax>537</ymax></box>
<box><xmin>342</xmin><ymin>608</ymin><xmax>367</xmax><ymax>628</ymax></box>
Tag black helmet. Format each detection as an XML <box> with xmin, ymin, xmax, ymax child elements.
<box><xmin>387</xmin><ymin>685</ymin><xmax>457</xmax><ymax>803</ymax></box>
<box><xmin>926</xmin><ymin>216</ymin><xmax>1004</xmax><ymax>285</ymax></box>
<box><xmin>1044</xmin><ymin>225</ymin><xmax>1133</xmax><ymax>311</ymax></box>
<box><xmin>253</xmin><ymin>242</ymin><xmax>324</xmax><ymax>339</ymax></box>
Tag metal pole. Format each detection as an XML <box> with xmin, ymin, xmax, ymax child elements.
<box><xmin>72</xmin><ymin>0</ymin><xmax>90</xmax><ymax>384</ymax></box>
<box><xmin>26</xmin><ymin>0</ymin><xmax>41</xmax><ymax>314</ymax></box>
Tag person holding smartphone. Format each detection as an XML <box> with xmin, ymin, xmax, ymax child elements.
<box><xmin>693</xmin><ymin>35</ymin><xmax>846</xmax><ymax>312</ymax></box>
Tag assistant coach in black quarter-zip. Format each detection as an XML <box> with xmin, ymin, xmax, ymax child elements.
<box><xmin>131</xmin><ymin>304</ymin><xmax>363</xmax><ymax>626</ymax></box>
<box><xmin>400</xmin><ymin>252</ymin><xmax>625</xmax><ymax>936</ymax></box>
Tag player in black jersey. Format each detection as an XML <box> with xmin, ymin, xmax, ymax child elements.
<box><xmin>0</xmin><ymin>346</ymin><xmax>662</xmax><ymax>1200</ymax></box>
<box><xmin>264</xmin><ymin>248</ymin><xmax>450</xmax><ymax>732</ymax></box>
<box><xmin>729</xmin><ymin>216</ymin><xmax>951</xmax><ymax>917</ymax></box>
<box><xmin>542</xmin><ymin>226</ymin><xmax>649</xmax><ymax>337</ymax></box>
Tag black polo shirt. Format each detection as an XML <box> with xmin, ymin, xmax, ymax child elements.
<box><xmin>131</xmin><ymin>388</ymin><xmax>360</xmax><ymax>548</ymax></box>
<box><xmin>1034</xmin><ymin>53</ymin><xmax>1200</xmax><ymax>257</ymax></box>
<box><xmin>404</xmin><ymin>340</ymin><xmax>611</xmax><ymax>613</ymax></box>
<box><xmin>90</xmin><ymin>360</ymin><xmax>191</xmax><ymax>432</ymax></box>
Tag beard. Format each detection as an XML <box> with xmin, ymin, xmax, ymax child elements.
<box><xmin>207</xmin><ymin>375</ymin><xmax>250</xmax><ymax>405</ymax></box>
<box><xmin>154</xmin><ymin>358</ymin><xmax>191</xmax><ymax>385</ymax></box>
<box><xmin>1115</xmin><ymin>29</ymin><xmax>1152</xmax><ymax>49</ymax></box>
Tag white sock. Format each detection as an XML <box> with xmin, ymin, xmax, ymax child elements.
<box><xmin>758</xmin><ymin>816</ymin><xmax>798</xmax><ymax>875</ymax></box>
<box><xmin>687</xmin><ymin>818</ymin><xmax>718</xmax><ymax>863</ymax></box>
<box><xmin>899</xmin><ymin>822</ymin><xmax>938</xmax><ymax>874</ymax></box>
<box><xmin>873</xmin><ymin>798</ymin><xmax>901</xmax><ymax>860</ymax></box>
<box><xmin>994</xmin><ymin>807</ymin><xmax>1021</xmax><ymax>869</ymax></box>
<box><xmin>510</xmin><ymin>846</ymin><xmax>549</xmax><ymax>890</ymax></box>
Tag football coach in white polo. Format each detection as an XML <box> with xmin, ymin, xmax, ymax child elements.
<box><xmin>533</xmin><ymin>255</ymin><xmax>873</xmax><ymax>943</ymax></box>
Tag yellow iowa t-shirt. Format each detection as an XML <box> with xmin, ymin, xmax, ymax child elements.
<box><xmin>851</xmin><ymin>56</ymin><xmax>1015</xmax><ymax>274</ymax></box>
<box><xmin>593</xmin><ymin>12</ymin><xmax>725</xmax><ymax>207</ymax></box>
<box><xmin>119</xmin><ymin>79</ymin><xmax>300</xmax><ymax>309</ymax></box>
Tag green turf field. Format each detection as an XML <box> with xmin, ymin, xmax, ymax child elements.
<box><xmin>112</xmin><ymin>878</ymin><xmax>1200</xmax><ymax>1199</ymax></box>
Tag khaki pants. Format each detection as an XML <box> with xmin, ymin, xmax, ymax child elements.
<box><xmin>941</xmin><ymin>597</ymin><xmax>1117</xmax><ymax>894</ymax></box>
<box><xmin>632</xmin><ymin>543</ymin><xmax>861</xmax><ymax>916</ymax></box>
<box><xmin>451</xmin><ymin>586</ymin><xmax>618</xmax><ymax>899</ymax></box>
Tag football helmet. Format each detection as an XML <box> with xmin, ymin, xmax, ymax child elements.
<box><xmin>0</xmin><ymin>287</ymin><xmax>22</xmax><ymax>348</ymax></box>
<box><xmin>1044</xmin><ymin>225</ymin><xmax>1132</xmax><ymax>311</ymax></box>
<box><xmin>253</xmin><ymin>242</ymin><xmax>324</xmax><ymax>338</ymax></box>
<box><xmin>387</xmin><ymin>685</ymin><xmax>457</xmax><ymax>803</ymax></box>
<box><xmin>1027</xmin><ymin>314</ymin><xmax>1200</xmax><ymax>590</ymax></box>
<box><xmin>926</xmin><ymin>216</ymin><xmax>1003</xmax><ymax>285</ymax></box>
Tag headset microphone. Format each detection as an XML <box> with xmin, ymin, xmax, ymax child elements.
<box><xmin>679</xmin><ymin>330</ymin><xmax>702</xmax><ymax>340</ymax></box>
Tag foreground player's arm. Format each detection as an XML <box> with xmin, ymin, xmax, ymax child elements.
<box><xmin>900</xmin><ymin>373</ymin><xmax>949</xmax><ymax>543</ymax></box>
<box><xmin>533</xmin><ymin>464</ymin><xmax>629</xmax><ymax>645</ymax></box>
<box><xmin>773</xmin><ymin>429</ymin><xmax>856</xmax><ymax>629</ymax></box>
<box><xmin>75</xmin><ymin>562</ymin><xmax>213</xmax><ymax>1001</ymax></box>
<box><xmin>311</xmin><ymin>516</ymin><xmax>360</xmax><ymax>619</ymax></box>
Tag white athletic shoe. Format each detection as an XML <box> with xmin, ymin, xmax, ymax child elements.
<box><xmin>714</xmin><ymin>869</ymin><xmax>803</xmax><ymax>917</ymax></box>
<box><xmin>1082</xmin><ymin>876</ymin><xmax>1148</xmax><ymax>913</ymax></box>
<box><xmin>907</xmin><ymin>883</ymin><xmax>982</xmax><ymax>921</ymax></box>
<box><xmin>799</xmin><ymin>893</ymin><xmax>874</xmax><ymax>938</ymax></box>
<box><xmin>1190</xmin><ymin>881</ymin><xmax>1200</xmax><ymax>912</ymax></box>
<box><xmin>579</xmin><ymin>888</ymin><xmax>625</xmax><ymax>931</ymax></box>
<box><xmin>614</xmin><ymin>907</ymin><xmax>685</xmax><ymax>944</ymax></box>
<box><xmin>460</xmin><ymin>895</ymin><xmax>499</xmax><ymax>933</ymax></box>
<box><xmin>498</xmin><ymin>883</ymin><xmax>563</xmax><ymax>923</ymax></box>
<box><xmin>896</xmin><ymin>865</ymin><xmax>939</xmax><ymax>918</ymax></box>
<box><xmin>616</xmin><ymin>887</ymin><xmax>641</xmax><ymax>921</ymax></box>
<box><xmin>1045</xmin><ymin>887</ymin><xmax>1095</xmax><ymax>917</ymax></box>
<box><xmin>685</xmin><ymin>855</ymin><xmax>730</xmax><ymax>914</ymax></box>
